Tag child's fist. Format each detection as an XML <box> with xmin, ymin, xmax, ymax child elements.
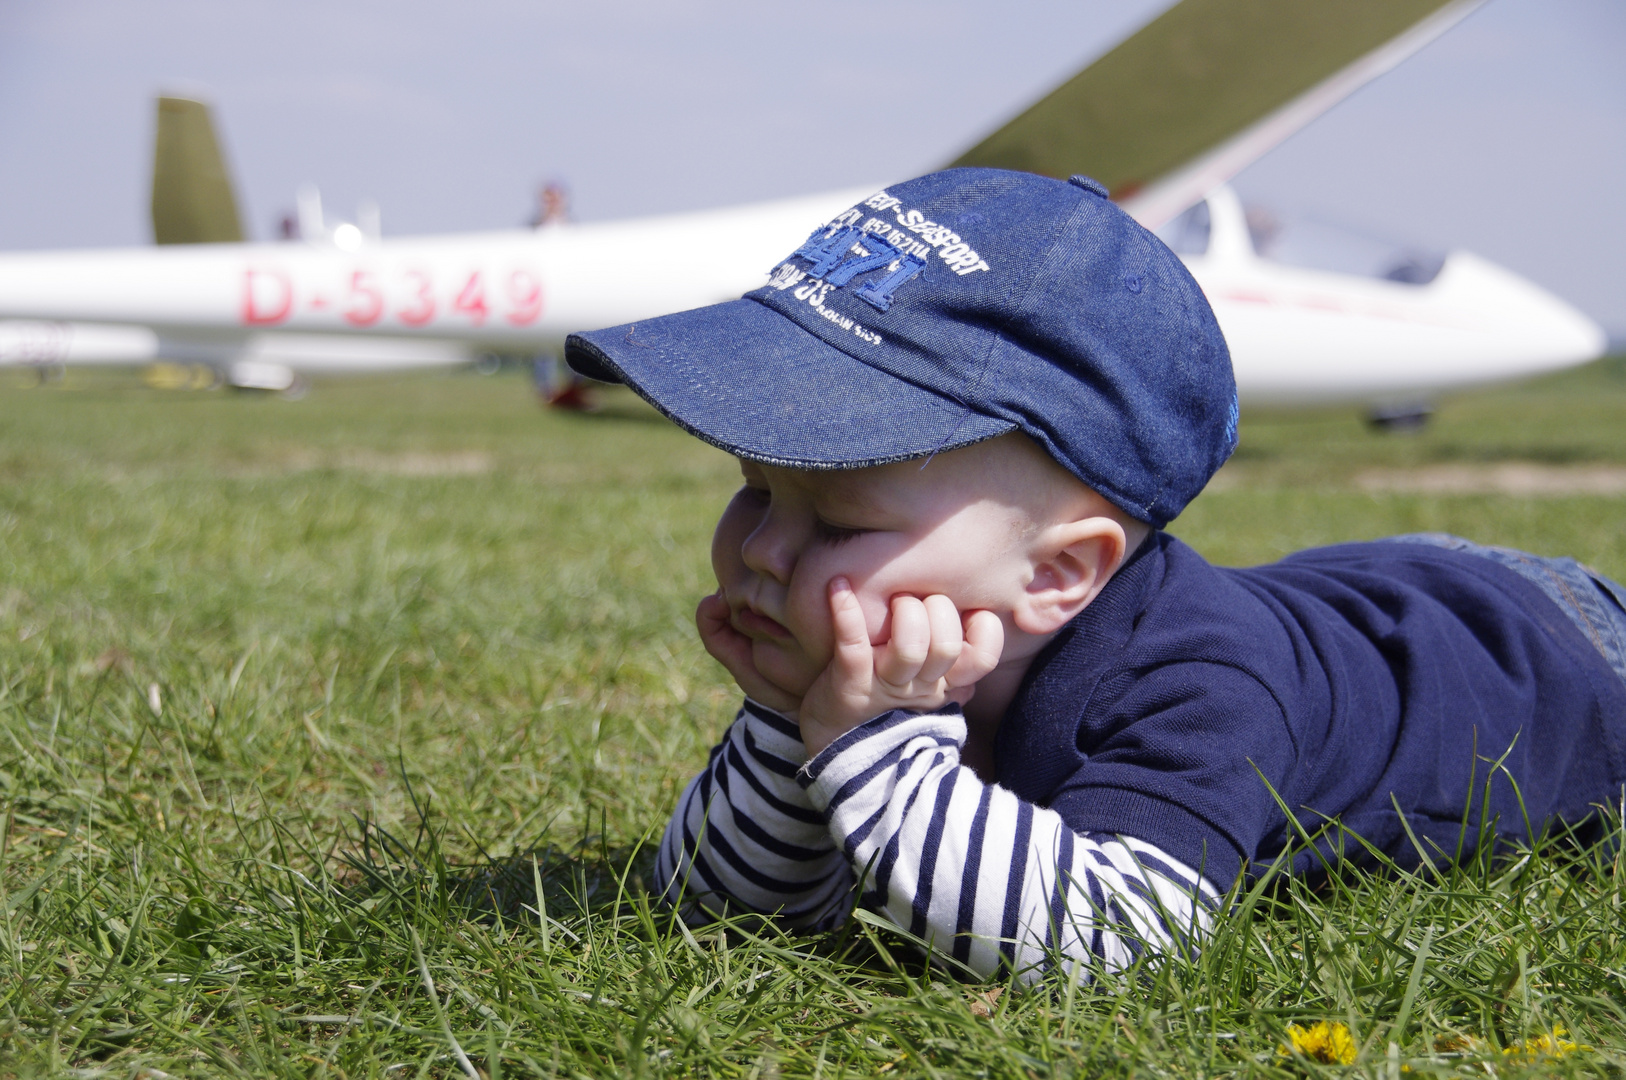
<box><xmin>798</xmin><ymin>578</ymin><xmax>1004</xmax><ymax>756</ymax></box>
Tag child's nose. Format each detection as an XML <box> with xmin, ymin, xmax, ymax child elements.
<box><xmin>740</xmin><ymin>515</ymin><xmax>798</xmax><ymax>586</ymax></box>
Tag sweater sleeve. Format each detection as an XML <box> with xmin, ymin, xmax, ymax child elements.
<box><xmin>799</xmin><ymin>708</ymin><xmax>1223</xmax><ymax>982</ymax></box>
<box><xmin>657</xmin><ymin>700</ymin><xmax>1219</xmax><ymax>980</ymax></box>
<box><xmin>654</xmin><ymin>700</ymin><xmax>854</xmax><ymax>930</ymax></box>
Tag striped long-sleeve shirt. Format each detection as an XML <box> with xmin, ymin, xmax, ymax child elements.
<box><xmin>656</xmin><ymin>700</ymin><xmax>1221</xmax><ymax>983</ymax></box>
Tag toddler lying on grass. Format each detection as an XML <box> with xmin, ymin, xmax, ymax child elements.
<box><xmin>564</xmin><ymin>168</ymin><xmax>1626</xmax><ymax>983</ymax></box>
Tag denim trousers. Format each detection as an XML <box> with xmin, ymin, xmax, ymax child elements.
<box><xmin>1383</xmin><ymin>533</ymin><xmax>1626</xmax><ymax>687</ymax></box>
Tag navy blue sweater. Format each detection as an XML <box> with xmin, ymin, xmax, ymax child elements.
<box><xmin>997</xmin><ymin>533</ymin><xmax>1626</xmax><ymax>889</ymax></box>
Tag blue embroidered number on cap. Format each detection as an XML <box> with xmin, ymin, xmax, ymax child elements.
<box><xmin>854</xmin><ymin>254</ymin><xmax>926</xmax><ymax>312</ymax></box>
<box><xmin>795</xmin><ymin>225</ymin><xmax>863</xmax><ymax>278</ymax></box>
<box><xmin>792</xmin><ymin>224</ymin><xmax>928</xmax><ymax>312</ymax></box>
<box><xmin>825</xmin><ymin>233</ymin><xmax>902</xmax><ymax>286</ymax></box>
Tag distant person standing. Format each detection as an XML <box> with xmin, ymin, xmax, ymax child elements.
<box><xmin>529</xmin><ymin>180</ymin><xmax>572</xmax><ymax>229</ymax></box>
<box><xmin>532</xmin><ymin>353</ymin><xmax>595</xmax><ymax>412</ymax></box>
<box><xmin>529</xmin><ymin>180</ymin><xmax>593</xmax><ymax>409</ymax></box>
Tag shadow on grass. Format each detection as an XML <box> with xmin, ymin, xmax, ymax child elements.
<box><xmin>333</xmin><ymin>805</ymin><xmax>940</xmax><ymax>982</ymax></box>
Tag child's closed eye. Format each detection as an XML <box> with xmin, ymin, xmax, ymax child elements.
<box><xmin>815</xmin><ymin>519</ymin><xmax>870</xmax><ymax>545</ymax></box>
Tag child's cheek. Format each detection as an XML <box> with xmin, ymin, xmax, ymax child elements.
<box><xmin>854</xmin><ymin>587</ymin><xmax>892</xmax><ymax>645</ymax></box>
<box><xmin>786</xmin><ymin>547</ymin><xmax>895</xmax><ymax>655</ymax></box>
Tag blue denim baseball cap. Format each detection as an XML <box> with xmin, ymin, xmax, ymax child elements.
<box><xmin>565</xmin><ymin>167</ymin><xmax>1236</xmax><ymax>527</ymax></box>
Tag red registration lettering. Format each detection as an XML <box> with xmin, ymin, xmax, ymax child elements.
<box><xmin>453</xmin><ymin>271</ymin><xmax>489</xmax><ymax>325</ymax></box>
<box><xmin>506</xmin><ymin>269</ymin><xmax>544</xmax><ymax>325</ymax></box>
<box><xmin>242</xmin><ymin>268</ymin><xmax>293</xmax><ymax>325</ymax></box>
<box><xmin>344</xmin><ymin>270</ymin><xmax>384</xmax><ymax>326</ymax></box>
<box><xmin>398</xmin><ymin>269</ymin><xmax>435</xmax><ymax>326</ymax></box>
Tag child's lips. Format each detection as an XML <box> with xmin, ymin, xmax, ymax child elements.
<box><xmin>736</xmin><ymin>606</ymin><xmax>793</xmax><ymax>640</ymax></box>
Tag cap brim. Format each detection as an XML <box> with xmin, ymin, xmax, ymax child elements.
<box><xmin>565</xmin><ymin>298</ymin><xmax>1014</xmax><ymax>469</ymax></box>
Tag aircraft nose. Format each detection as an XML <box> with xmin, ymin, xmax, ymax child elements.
<box><xmin>1546</xmin><ymin>302</ymin><xmax>1608</xmax><ymax>362</ymax></box>
<box><xmin>1433</xmin><ymin>251</ymin><xmax>1607</xmax><ymax>379</ymax></box>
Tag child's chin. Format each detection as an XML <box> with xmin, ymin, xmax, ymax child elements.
<box><xmin>750</xmin><ymin>644</ymin><xmax>820</xmax><ymax>699</ymax></box>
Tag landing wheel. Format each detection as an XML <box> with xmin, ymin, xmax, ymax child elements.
<box><xmin>1366</xmin><ymin>402</ymin><xmax>1434</xmax><ymax>433</ymax></box>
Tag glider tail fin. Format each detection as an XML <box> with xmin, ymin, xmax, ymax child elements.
<box><xmin>151</xmin><ymin>96</ymin><xmax>245</xmax><ymax>244</ymax></box>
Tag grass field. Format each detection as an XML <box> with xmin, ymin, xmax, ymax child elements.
<box><xmin>2</xmin><ymin>359</ymin><xmax>1625</xmax><ymax>1078</ymax></box>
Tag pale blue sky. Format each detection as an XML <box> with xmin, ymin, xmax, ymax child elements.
<box><xmin>0</xmin><ymin>0</ymin><xmax>1621</xmax><ymax>335</ymax></box>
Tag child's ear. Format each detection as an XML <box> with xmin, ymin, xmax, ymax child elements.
<box><xmin>1012</xmin><ymin>517</ymin><xmax>1128</xmax><ymax>636</ymax></box>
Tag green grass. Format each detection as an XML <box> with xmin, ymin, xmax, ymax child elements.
<box><xmin>2</xmin><ymin>361</ymin><xmax>1625</xmax><ymax>1077</ymax></box>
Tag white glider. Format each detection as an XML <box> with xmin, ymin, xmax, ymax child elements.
<box><xmin>0</xmin><ymin>0</ymin><xmax>1604</xmax><ymax>409</ymax></box>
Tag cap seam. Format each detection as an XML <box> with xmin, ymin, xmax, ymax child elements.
<box><xmin>741</xmin><ymin>292</ymin><xmax>1006</xmax><ymax>424</ymax></box>
<box><xmin>1011</xmin><ymin>189</ymin><xmax>1161</xmax><ymax>523</ymax></box>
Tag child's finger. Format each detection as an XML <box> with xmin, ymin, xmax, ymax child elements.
<box><xmin>696</xmin><ymin>592</ymin><xmax>800</xmax><ymax>712</ymax></box>
<box><xmin>915</xmin><ymin>593</ymin><xmax>965</xmax><ymax>685</ymax></box>
<box><xmin>946</xmin><ymin>609</ymin><xmax>1005</xmax><ymax>688</ymax></box>
<box><xmin>695</xmin><ymin>590</ymin><xmax>732</xmax><ymax>637</ymax></box>
<box><xmin>695</xmin><ymin>591</ymin><xmax>745</xmax><ymax>662</ymax></box>
<box><xmin>826</xmin><ymin>577</ymin><xmax>875</xmax><ymax>688</ymax></box>
<box><xmin>877</xmin><ymin>594</ymin><xmax>930</xmax><ymax>687</ymax></box>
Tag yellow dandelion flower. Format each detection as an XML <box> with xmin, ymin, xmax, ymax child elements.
<box><xmin>1503</xmin><ymin>1025</ymin><xmax>1589</xmax><ymax>1062</ymax></box>
<box><xmin>1278</xmin><ymin>1020</ymin><xmax>1358</xmax><ymax>1065</ymax></box>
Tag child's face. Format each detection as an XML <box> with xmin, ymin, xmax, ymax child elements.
<box><xmin>710</xmin><ymin>438</ymin><xmax>1052</xmax><ymax>699</ymax></box>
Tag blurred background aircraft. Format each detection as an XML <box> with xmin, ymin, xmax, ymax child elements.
<box><xmin>0</xmin><ymin>0</ymin><xmax>1617</xmax><ymax>418</ymax></box>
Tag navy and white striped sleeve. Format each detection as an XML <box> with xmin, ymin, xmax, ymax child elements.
<box><xmin>655</xmin><ymin>700</ymin><xmax>854</xmax><ymax>930</ymax></box>
<box><xmin>799</xmin><ymin>709</ymin><xmax>1223</xmax><ymax>983</ymax></box>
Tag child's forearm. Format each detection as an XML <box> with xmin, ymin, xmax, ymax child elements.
<box><xmin>656</xmin><ymin>701</ymin><xmax>1220</xmax><ymax>983</ymax></box>
<box><xmin>655</xmin><ymin>700</ymin><xmax>854</xmax><ymax>929</ymax></box>
<box><xmin>800</xmin><ymin>710</ymin><xmax>1222</xmax><ymax>983</ymax></box>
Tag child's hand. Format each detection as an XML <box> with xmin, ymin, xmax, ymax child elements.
<box><xmin>799</xmin><ymin>578</ymin><xmax>1004</xmax><ymax>756</ymax></box>
<box><xmin>695</xmin><ymin>590</ymin><xmax>802</xmax><ymax>715</ymax></box>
